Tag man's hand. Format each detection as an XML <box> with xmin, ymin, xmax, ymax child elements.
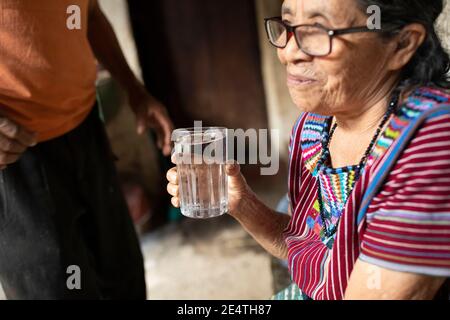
<box><xmin>86</xmin><ymin>1</ymin><xmax>174</xmax><ymax>156</ymax></box>
<box><xmin>0</xmin><ymin>117</ymin><xmax>37</xmax><ymax>170</ymax></box>
<box><xmin>128</xmin><ymin>86</ymin><xmax>174</xmax><ymax>157</ymax></box>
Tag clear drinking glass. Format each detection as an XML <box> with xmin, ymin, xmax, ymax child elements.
<box><xmin>173</xmin><ymin>127</ymin><xmax>228</xmax><ymax>219</ymax></box>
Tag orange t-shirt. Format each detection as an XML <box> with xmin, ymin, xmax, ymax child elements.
<box><xmin>0</xmin><ymin>0</ymin><xmax>97</xmax><ymax>142</ymax></box>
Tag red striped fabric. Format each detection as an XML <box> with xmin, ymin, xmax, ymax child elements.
<box><xmin>360</xmin><ymin>113</ymin><xmax>450</xmax><ymax>274</ymax></box>
<box><xmin>284</xmin><ymin>87</ymin><xmax>450</xmax><ymax>300</ymax></box>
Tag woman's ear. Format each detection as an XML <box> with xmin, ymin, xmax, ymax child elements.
<box><xmin>387</xmin><ymin>23</ymin><xmax>427</xmax><ymax>72</ymax></box>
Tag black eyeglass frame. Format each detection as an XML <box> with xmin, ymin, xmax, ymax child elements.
<box><xmin>264</xmin><ymin>16</ymin><xmax>391</xmax><ymax>57</ymax></box>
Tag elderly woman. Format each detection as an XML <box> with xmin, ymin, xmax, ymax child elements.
<box><xmin>167</xmin><ymin>0</ymin><xmax>450</xmax><ymax>300</ymax></box>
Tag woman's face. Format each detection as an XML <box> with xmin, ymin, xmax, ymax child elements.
<box><xmin>278</xmin><ymin>0</ymin><xmax>398</xmax><ymax>115</ymax></box>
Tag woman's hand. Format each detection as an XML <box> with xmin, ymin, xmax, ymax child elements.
<box><xmin>166</xmin><ymin>160</ymin><xmax>253</xmax><ymax>216</ymax></box>
<box><xmin>166</xmin><ymin>158</ymin><xmax>290</xmax><ymax>259</ymax></box>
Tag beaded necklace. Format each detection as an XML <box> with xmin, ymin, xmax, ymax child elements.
<box><xmin>316</xmin><ymin>90</ymin><xmax>401</xmax><ymax>238</ymax></box>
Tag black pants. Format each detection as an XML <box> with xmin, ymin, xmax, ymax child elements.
<box><xmin>0</xmin><ymin>107</ymin><xmax>146</xmax><ymax>299</ymax></box>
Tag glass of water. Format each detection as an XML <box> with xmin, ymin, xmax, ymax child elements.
<box><xmin>172</xmin><ymin>127</ymin><xmax>228</xmax><ymax>219</ymax></box>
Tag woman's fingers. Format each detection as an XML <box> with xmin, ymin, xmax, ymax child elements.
<box><xmin>225</xmin><ymin>161</ymin><xmax>247</xmax><ymax>188</ymax></box>
<box><xmin>225</xmin><ymin>160</ymin><xmax>241</xmax><ymax>176</ymax></box>
<box><xmin>171</xmin><ymin>197</ymin><xmax>180</xmax><ymax>208</ymax></box>
<box><xmin>167</xmin><ymin>182</ymin><xmax>179</xmax><ymax>197</ymax></box>
<box><xmin>166</xmin><ymin>167</ymin><xmax>178</xmax><ymax>184</ymax></box>
<box><xmin>225</xmin><ymin>161</ymin><xmax>250</xmax><ymax>199</ymax></box>
<box><xmin>166</xmin><ymin>167</ymin><xmax>180</xmax><ymax>207</ymax></box>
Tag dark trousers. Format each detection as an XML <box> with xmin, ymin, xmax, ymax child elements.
<box><xmin>0</xmin><ymin>107</ymin><xmax>146</xmax><ymax>299</ymax></box>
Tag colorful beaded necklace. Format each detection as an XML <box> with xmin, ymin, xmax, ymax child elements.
<box><xmin>316</xmin><ymin>90</ymin><xmax>401</xmax><ymax>238</ymax></box>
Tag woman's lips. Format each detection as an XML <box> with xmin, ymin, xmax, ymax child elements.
<box><xmin>287</xmin><ymin>74</ymin><xmax>317</xmax><ymax>86</ymax></box>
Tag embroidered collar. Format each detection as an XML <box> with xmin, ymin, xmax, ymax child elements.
<box><xmin>301</xmin><ymin>87</ymin><xmax>450</xmax><ymax>175</ymax></box>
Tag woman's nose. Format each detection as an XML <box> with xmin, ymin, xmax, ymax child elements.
<box><xmin>283</xmin><ymin>32</ymin><xmax>313</xmax><ymax>63</ymax></box>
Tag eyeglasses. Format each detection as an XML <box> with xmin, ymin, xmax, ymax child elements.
<box><xmin>264</xmin><ymin>17</ymin><xmax>388</xmax><ymax>57</ymax></box>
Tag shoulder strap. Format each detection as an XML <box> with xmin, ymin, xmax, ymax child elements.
<box><xmin>357</xmin><ymin>102</ymin><xmax>450</xmax><ymax>225</ymax></box>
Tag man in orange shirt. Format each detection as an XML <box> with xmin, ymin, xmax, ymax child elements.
<box><xmin>0</xmin><ymin>0</ymin><xmax>173</xmax><ymax>299</ymax></box>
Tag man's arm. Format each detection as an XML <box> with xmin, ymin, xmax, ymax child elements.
<box><xmin>87</xmin><ymin>0</ymin><xmax>138</xmax><ymax>94</ymax></box>
<box><xmin>87</xmin><ymin>0</ymin><xmax>173</xmax><ymax>155</ymax></box>
<box><xmin>344</xmin><ymin>259</ymin><xmax>445</xmax><ymax>300</ymax></box>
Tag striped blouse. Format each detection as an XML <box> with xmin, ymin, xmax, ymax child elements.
<box><xmin>285</xmin><ymin>87</ymin><xmax>450</xmax><ymax>300</ymax></box>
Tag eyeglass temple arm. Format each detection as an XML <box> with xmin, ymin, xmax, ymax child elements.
<box><xmin>330</xmin><ymin>27</ymin><xmax>387</xmax><ymax>36</ymax></box>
